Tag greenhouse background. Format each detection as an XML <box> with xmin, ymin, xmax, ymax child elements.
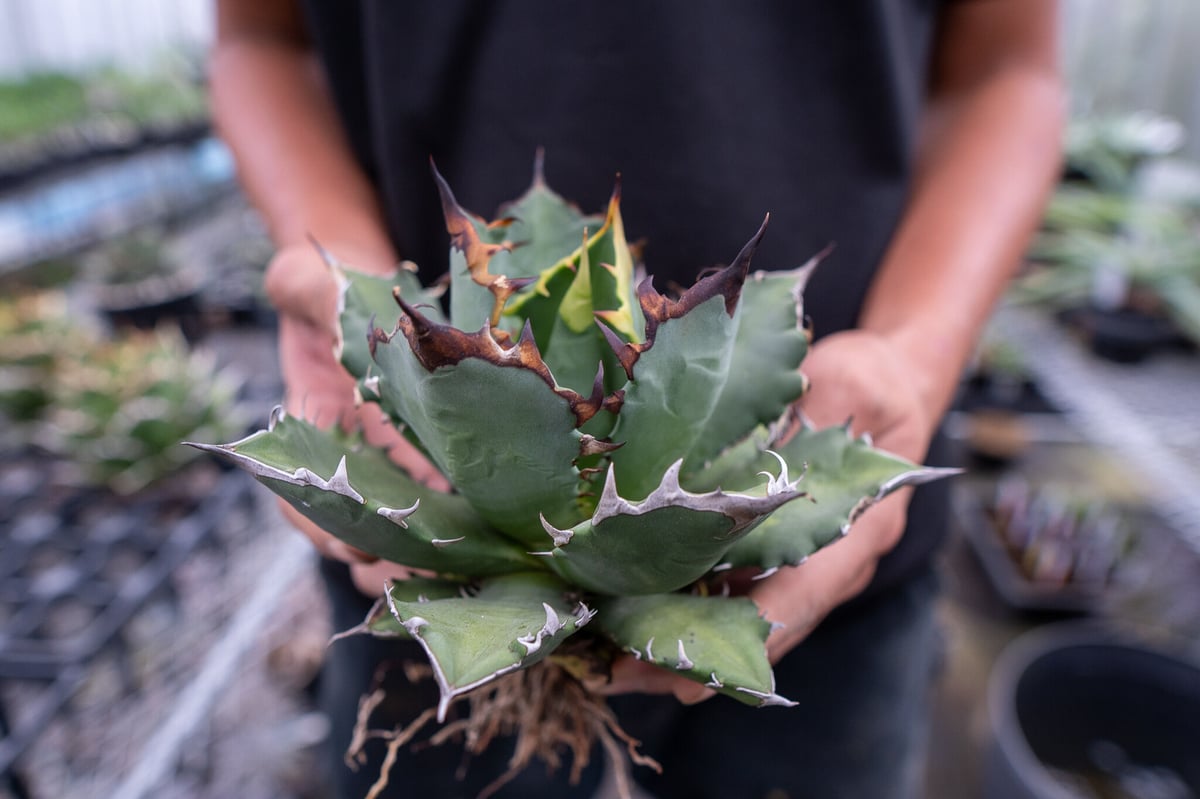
<box><xmin>2</xmin><ymin>2</ymin><xmax>1200</xmax><ymax>798</ymax></box>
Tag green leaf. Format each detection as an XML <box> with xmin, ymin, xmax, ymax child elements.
<box><xmin>334</xmin><ymin>577</ymin><xmax>467</xmax><ymax>641</ymax></box>
<box><xmin>684</xmin><ymin>262</ymin><xmax>817</xmax><ymax>467</ymax></box>
<box><xmin>606</xmin><ymin>223</ymin><xmax>766</xmax><ymax>499</ymax></box>
<box><xmin>187</xmin><ymin>413</ymin><xmax>537</xmax><ymax>576</ymax></box>
<box><xmin>385</xmin><ymin>572</ymin><xmax>595</xmax><ymax>720</ymax></box>
<box><xmin>367</xmin><ymin>325</ymin><xmax>589</xmax><ymax>544</ymax></box>
<box><xmin>717</xmin><ymin>425</ymin><xmax>958</xmax><ymax>570</ymax></box>
<box><xmin>503</xmin><ymin>189</ymin><xmax>640</xmax><ymax>398</ymax></box>
<box><xmin>337</xmin><ymin>264</ymin><xmax>444</xmax><ymax>382</ymax></box>
<box><xmin>607</xmin><ymin>292</ymin><xmax>738</xmax><ymax>499</ymax></box>
<box><xmin>496</xmin><ymin>168</ymin><xmax>600</xmax><ymax>282</ymax></box>
<box><xmin>538</xmin><ymin>459</ymin><xmax>805</xmax><ymax>595</ymax></box>
<box><xmin>446</xmin><ymin>162</ymin><xmax>599</xmax><ymax>332</ymax></box>
<box><xmin>593</xmin><ymin>593</ymin><xmax>793</xmax><ymax>707</ymax></box>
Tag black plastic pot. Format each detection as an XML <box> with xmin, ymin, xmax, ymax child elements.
<box><xmin>986</xmin><ymin>625</ymin><xmax>1200</xmax><ymax>798</ymax></box>
<box><xmin>1059</xmin><ymin>306</ymin><xmax>1183</xmax><ymax>364</ymax></box>
<box><xmin>94</xmin><ymin>270</ymin><xmax>205</xmax><ymax>342</ymax></box>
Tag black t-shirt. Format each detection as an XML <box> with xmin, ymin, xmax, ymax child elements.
<box><xmin>298</xmin><ymin>0</ymin><xmax>953</xmax><ymax>596</ymax></box>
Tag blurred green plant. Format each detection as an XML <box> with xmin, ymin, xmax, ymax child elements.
<box><xmin>1012</xmin><ymin>110</ymin><xmax>1200</xmax><ymax>349</ymax></box>
<box><xmin>0</xmin><ymin>291</ymin><xmax>244</xmax><ymax>493</ymax></box>
<box><xmin>1065</xmin><ymin>112</ymin><xmax>1184</xmax><ymax>192</ymax></box>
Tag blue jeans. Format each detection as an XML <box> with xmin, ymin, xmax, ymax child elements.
<box><xmin>317</xmin><ymin>561</ymin><xmax>941</xmax><ymax>799</ymax></box>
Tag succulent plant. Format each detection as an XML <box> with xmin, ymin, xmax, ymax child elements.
<box><xmin>193</xmin><ymin>161</ymin><xmax>953</xmax><ymax>788</ymax></box>
<box><xmin>1017</xmin><ymin>187</ymin><xmax>1200</xmax><ymax>347</ymax></box>
<box><xmin>0</xmin><ymin>291</ymin><xmax>244</xmax><ymax>492</ymax></box>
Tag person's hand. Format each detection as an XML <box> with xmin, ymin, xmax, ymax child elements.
<box><xmin>748</xmin><ymin>329</ymin><xmax>936</xmax><ymax>662</ymax></box>
<box><xmin>265</xmin><ymin>243</ymin><xmax>450</xmax><ymax>595</ymax></box>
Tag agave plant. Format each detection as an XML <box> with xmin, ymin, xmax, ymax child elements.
<box><xmin>193</xmin><ymin>161</ymin><xmax>952</xmax><ymax>789</ymax></box>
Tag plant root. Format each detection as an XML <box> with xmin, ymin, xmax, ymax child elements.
<box><xmin>345</xmin><ymin>659</ymin><xmax>660</xmax><ymax>799</ymax></box>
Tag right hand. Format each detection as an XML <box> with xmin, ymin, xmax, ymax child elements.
<box><xmin>265</xmin><ymin>243</ymin><xmax>450</xmax><ymax>594</ymax></box>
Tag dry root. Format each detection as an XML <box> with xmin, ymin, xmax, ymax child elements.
<box><xmin>345</xmin><ymin>659</ymin><xmax>660</xmax><ymax>799</ymax></box>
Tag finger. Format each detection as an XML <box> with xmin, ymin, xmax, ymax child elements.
<box><xmin>596</xmin><ymin>657</ymin><xmax>714</xmax><ymax>705</ymax></box>
<box><xmin>264</xmin><ymin>247</ymin><xmax>340</xmax><ymax>333</ymax></box>
<box><xmin>351</xmin><ymin>560</ymin><xmax>417</xmax><ymax>596</ymax></box>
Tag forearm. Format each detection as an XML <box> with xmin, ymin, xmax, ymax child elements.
<box><xmin>209</xmin><ymin>7</ymin><xmax>395</xmax><ymax>270</ymax></box>
<box><xmin>861</xmin><ymin>3</ymin><xmax>1064</xmax><ymax>423</ymax></box>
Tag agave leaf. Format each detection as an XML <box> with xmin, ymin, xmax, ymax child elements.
<box><xmin>385</xmin><ymin>572</ymin><xmax>596</xmax><ymax>720</ymax></box>
<box><xmin>442</xmin><ymin>162</ymin><xmax>598</xmax><ymax>332</ymax></box>
<box><xmin>503</xmin><ymin>186</ymin><xmax>641</xmax><ymax>400</ymax></box>
<box><xmin>187</xmin><ymin>412</ymin><xmax>536</xmax><ymax>575</ymax></box>
<box><xmin>593</xmin><ymin>593</ymin><xmax>793</xmax><ymax>707</ymax></box>
<box><xmin>496</xmin><ymin>159</ymin><xmax>601</xmax><ymax>285</ymax></box>
<box><xmin>716</xmin><ymin>425</ymin><xmax>960</xmax><ymax>570</ymax></box>
<box><xmin>366</xmin><ymin>303</ymin><xmax>609</xmax><ymax>543</ymax></box>
<box><xmin>606</xmin><ymin>223</ymin><xmax>766</xmax><ymax>499</ymax></box>
<box><xmin>683</xmin><ymin>425</ymin><xmax>773</xmax><ymax>488</ymax></box>
<box><xmin>335</xmin><ymin>577</ymin><xmax>467</xmax><ymax>641</ymax></box>
<box><xmin>536</xmin><ymin>458</ymin><xmax>805</xmax><ymax>596</ymax></box>
<box><xmin>335</xmin><ymin>262</ymin><xmax>445</xmax><ymax>382</ymax></box>
<box><xmin>684</xmin><ymin>259</ymin><xmax>820</xmax><ymax>467</ymax></box>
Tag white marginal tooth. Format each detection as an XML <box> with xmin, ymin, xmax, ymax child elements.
<box><xmin>326</xmin><ymin>456</ymin><xmax>365</xmax><ymax>503</ymax></box>
<box><xmin>267</xmin><ymin>404</ymin><xmax>286</xmax><ymax>431</ymax></box>
<box><xmin>734</xmin><ymin>687</ymin><xmax>798</xmax><ymax>708</ymax></box>
<box><xmin>539</xmin><ymin>513</ymin><xmax>574</xmax><ymax>547</ymax></box>
<box><xmin>516</xmin><ymin>631</ymin><xmax>540</xmax><ymax>655</ymax></box>
<box><xmin>675</xmin><ymin>640</ymin><xmax>694</xmax><ymax>671</ymax></box>
<box><xmin>573</xmin><ymin>602</ymin><xmax>596</xmax><ymax>627</ymax></box>
<box><xmin>542</xmin><ymin>603</ymin><xmax>563</xmax><ymax>635</ymax></box>
<box><xmin>706</xmin><ymin>672</ymin><xmax>724</xmax><ymax>689</ymax></box>
<box><xmin>644</xmin><ymin>637</ymin><xmax>655</xmax><ymax>662</ymax></box>
<box><xmin>630</xmin><ymin>647</ymin><xmax>643</xmax><ymax>661</ymax></box>
<box><xmin>417</xmin><ymin>594</ymin><xmax>429</xmax><ymax>604</ymax></box>
<box><xmin>430</xmin><ymin>536</ymin><xmax>464</xmax><ymax>548</ymax></box>
<box><xmin>377</xmin><ymin>498</ymin><xmax>421</xmax><ymax>528</ymax></box>
<box><xmin>769</xmin><ymin>621</ymin><xmax>786</xmax><ymax>634</ymax></box>
<box><xmin>401</xmin><ymin>616</ymin><xmax>429</xmax><ymax>637</ymax></box>
<box><xmin>752</xmin><ymin>566</ymin><xmax>780</xmax><ymax>581</ymax></box>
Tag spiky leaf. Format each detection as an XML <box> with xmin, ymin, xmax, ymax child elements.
<box><xmin>538</xmin><ymin>459</ymin><xmax>804</xmax><ymax>595</ymax></box>
<box><xmin>187</xmin><ymin>412</ymin><xmax>535</xmax><ymax>575</ymax></box>
<box><xmin>714</xmin><ymin>426</ymin><xmax>959</xmax><ymax>570</ymax></box>
<box><xmin>366</xmin><ymin>307</ymin><xmax>602</xmax><ymax>543</ymax></box>
<box><xmin>684</xmin><ymin>262</ymin><xmax>817</xmax><ymax>467</ymax></box>
<box><xmin>336</xmin><ymin>262</ymin><xmax>445</xmax><ymax>382</ymax></box>
<box><xmin>593</xmin><ymin>593</ymin><xmax>793</xmax><ymax>707</ymax></box>
<box><xmin>385</xmin><ymin>572</ymin><xmax>596</xmax><ymax>720</ymax></box>
<box><xmin>605</xmin><ymin>223</ymin><xmax>766</xmax><ymax>498</ymax></box>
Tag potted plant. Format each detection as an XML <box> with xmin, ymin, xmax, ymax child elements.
<box><xmin>84</xmin><ymin>228</ymin><xmax>204</xmax><ymax>340</ymax></box>
<box><xmin>1014</xmin><ymin>189</ymin><xmax>1200</xmax><ymax>362</ymax></box>
<box><xmin>1063</xmin><ymin>112</ymin><xmax>1184</xmax><ymax>192</ymax></box>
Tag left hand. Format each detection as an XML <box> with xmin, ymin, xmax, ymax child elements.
<box><xmin>593</xmin><ymin>329</ymin><xmax>937</xmax><ymax>701</ymax></box>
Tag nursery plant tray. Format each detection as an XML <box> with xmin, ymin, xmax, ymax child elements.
<box><xmin>0</xmin><ymin>462</ymin><xmax>257</xmax><ymax>782</ymax></box>
<box><xmin>954</xmin><ymin>487</ymin><xmax>1113</xmax><ymax>615</ymax></box>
